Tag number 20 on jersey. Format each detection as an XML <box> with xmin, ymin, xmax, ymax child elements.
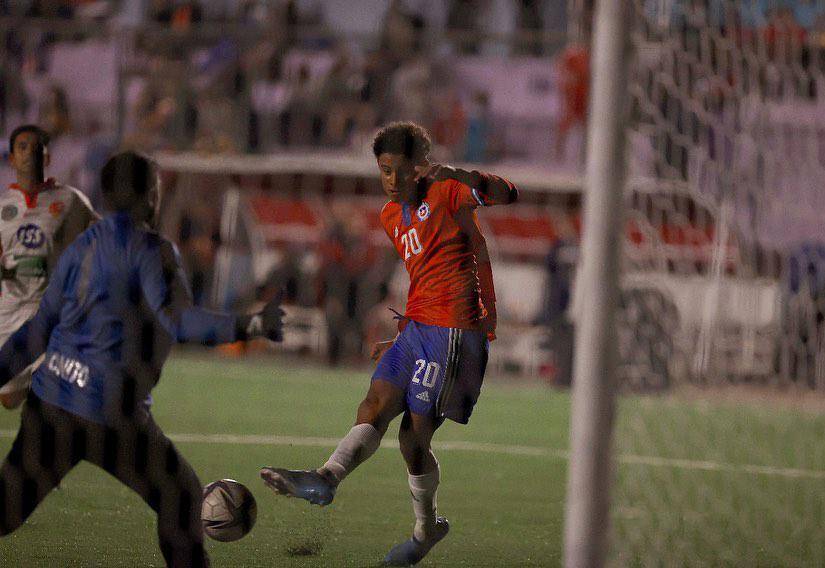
<box><xmin>401</xmin><ymin>228</ymin><xmax>423</xmax><ymax>260</ymax></box>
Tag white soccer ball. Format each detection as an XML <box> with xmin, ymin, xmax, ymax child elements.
<box><xmin>202</xmin><ymin>479</ymin><xmax>257</xmax><ymax>542</ymax></box>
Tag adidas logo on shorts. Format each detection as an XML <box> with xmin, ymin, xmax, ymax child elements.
<box><xmin>416</xmin><ymin>391</ymin><xmax>430</xmax><ymax>402</ymax></box>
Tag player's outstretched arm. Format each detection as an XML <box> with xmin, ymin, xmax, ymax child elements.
<box><xmin>415</xmin><ymin>164</ymin><xmax>519</xmax><ymax>206</ymax></box>
<box><xmin>139</xmin><ymin>237</ymin><xmax>284</xmax><ymax>345</ymax></box>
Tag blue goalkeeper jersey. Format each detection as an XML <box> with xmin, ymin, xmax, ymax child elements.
<box><xmin>0</xmin><ymin>212</ymin><xmax>239</xmax><ymax>424</ymax></box>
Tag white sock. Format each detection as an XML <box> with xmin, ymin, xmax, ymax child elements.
<box><xmin>409</xmin><ymin>460</ymin><xmax>440</xmax><ymax>542</ymax></box>
<box><xmin>321</xmin><ymin>424</ymin><xmax>382</xmax><ymax>483</ymax></box>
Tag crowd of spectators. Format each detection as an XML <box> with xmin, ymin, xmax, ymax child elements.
<box><xmin>0</xmin><ymin>0</ymin><xmax>572</xmax><ymax>166</ymax></box>
<box><xmin>3</xmin><ymin>1</ymin><xmax>824</xmax><ymax>170</ymax></box>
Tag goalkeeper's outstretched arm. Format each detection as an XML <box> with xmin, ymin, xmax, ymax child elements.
<box><xmin>138</xmin><ymin>237</ymin><xmax>284</xmax><ymax>345</ymax></box>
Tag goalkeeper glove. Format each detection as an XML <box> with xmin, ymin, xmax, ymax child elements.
<box><xmin>237</xmin><ymin>292</ymin><xmax>285</xmax><ymax>342</ymax></box>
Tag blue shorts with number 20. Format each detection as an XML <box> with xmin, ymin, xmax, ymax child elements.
<box><xmin>372</xmin><ymin>320</ymin><xmax>489</xmax><ymax>424</ymax></box>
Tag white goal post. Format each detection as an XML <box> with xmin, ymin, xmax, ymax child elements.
<box><xmin>563</xmin><ymin>1</ymin><xmax>631</xmax><ymax>567</ymax></box>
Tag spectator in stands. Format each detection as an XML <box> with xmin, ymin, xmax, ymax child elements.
<box><xmin>789</xmin><ymin>0</ymin><xmax>825</xmax><ymax>30</ymax></box>
<box><xmin>516</xmin><ymin>0</ymin><xmax>546</xmax><ymax>56</ymax></box>
<box><xmin>125</xmin><ymin>56</ymin><xmax>198</xmax><ymax>152</ymax></box>
<box><xmin>348</xmin><ymin>102</ymin><xmax>381</xmax><ymax>156</ymax></box>
<box><xmin>79</xmin><ymin>118</ymin><xmax>116</xmax><ymax>209</ymax></box>
<box><xmin>0</xmin><ymin>48</ymin><xmax>29</xmax><ymax>136</ymax></box>
<box><xmin>319</xmin><ymin>203</ymin><xmax>377</xmax><ymax>366</ymax></box>
<box><xmin>318</xmin><ymin>52</ymin><xmax>363</xmax><ymax>147</ymax></box>
<box><xmin>431</xmin><ymin>86</ymin><xmax>466</xmax><ymax>160</ymax></box>
<box><xmin>177</xmin><ymin>202</ymin><xmax>221</xmax><ymax>307</ymax></box>
<box><xmin>554</xmin><ymin>42</ymin><xmax>589</xmax><ymax>169</ymax></box>
<box><xmin>37</xmin><ymin>85</ymin><xmax>85</xmax><ymax>187</ymax></box>
<box><xmin>149</xmin><ymin>0</ymin><xmax>174</xmax><ymax>23</ymax></box>
<box><xmin>279</xmin><ymin>63</ymin><xmax>322</xmax><ymax>146</ymax></box>
<box><xmin>193</xmin><ymin>89</ymin><xmax>245</xmax><ymax>153</ymax></box>
<box><xmin>389</xmin><ymin>55</ymin><xmax>433</xmax><ymax>125</ymax></box>
<box><xmin>447</xmin><ymin>0</ymin><xmax>484</xmax><ymax>54</ymax></box>
<box><xmin>38</xmin><ymin>85</ymin><xmax>70</xmax><ymax>139</ymax></box>
<box><xmin>192</xmin><ymin>40</ymin><xmax>249</xmax><ymax>153</ymax></box>
<box><xmin>763</xmin><ymin>6</ymin><xmax>807</xmax><ymax>61</ymax></box>
<box><xmin>150</xmin><ymin>0</ymin><xmax>202</xmax><ymax>28</ymax></box>
<box><xmin>536</xmin><ymin>216</ymin><xmax>579</xmax><ymax>385</ymax></box>
<box><xmin>359</xmin><ymin>49</ymin><xmax>396</xmax><ymax>121</ymax></box>
<box><xmin>463</xmin><ymin>90</ymin><xmax>491</xmax><ymax>163</ymax></box>
<box><xmin>26</xmin><ymin>0</ymin><xmax>74</xmax><ymax>19</ymax></box>
<box><xmin>380</xmin><ymin>0</ymin><xmax>426</xmax><ymax>59</ymax></box>
<box><xmin>249</xmin><ymin>49</ymin><xmax>290</xmax><ymax>152</ymax></box>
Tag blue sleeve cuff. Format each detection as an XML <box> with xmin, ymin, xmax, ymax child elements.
<box><xmin>177</xmin><ymin>308</ymin><xmax>238</xmax><ymax>345</ymax></box>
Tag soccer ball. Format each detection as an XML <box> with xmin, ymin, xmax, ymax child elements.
<box><xmin>201</xmin><ymin>479</ymin><xmax>257</xmax><ymax>542</ymax></box>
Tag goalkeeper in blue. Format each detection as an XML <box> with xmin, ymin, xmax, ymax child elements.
<box><xmin>0</xmin><ymin>152</ymin><xmax>284</xmax><ymax>567</ymax></box>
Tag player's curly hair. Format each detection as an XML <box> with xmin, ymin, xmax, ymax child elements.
<box><xmin>372</xmin><ymin>121</ymin><xmax>432</xmax><ymax>162</ymax></box>
<box><xmin>8</xmin><ymin>124</ymin><xmax>50</xmax><ymax>153</ymax></box>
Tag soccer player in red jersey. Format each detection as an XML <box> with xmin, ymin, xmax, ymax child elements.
<box><xmin>261</xmin><ymin>121</ymin><xmax>517</xmax><ymax>566</ymax></box>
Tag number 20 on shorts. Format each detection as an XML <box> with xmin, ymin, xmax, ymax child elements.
<box><xmin>412</xmin><ymin>359</ymin><xmax>440</xmax><ymax>388</ymax></box>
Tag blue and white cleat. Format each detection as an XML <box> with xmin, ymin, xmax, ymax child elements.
<box><xmin>383</xmin><ymin>517</ymin><xmax>450</xmax><ymax>566</ymax></box>
<box><xmin>259</xmin><ymin>467</ymin><xmax>336</xmax><ymax>506</ymax></box>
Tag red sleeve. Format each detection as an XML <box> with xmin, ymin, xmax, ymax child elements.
<box><xmin>445</xmin><ymin>180</ymin><xmax>480</xmax><ymax>215</ymax></box>
<box><xmin>446</xmin><ymin>172</ymin><xmax>518</xmax><ymax>215</ymax></box>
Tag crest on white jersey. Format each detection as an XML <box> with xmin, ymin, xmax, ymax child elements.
<box><xmin>416</xmin><ymin>202</ymin><xmax>431</xmax><ymax>222</ymax></box>
<box><xmin>16</xmin><ymin>224</ymin><xmax>45</xmax><ymax>249</ymax></box>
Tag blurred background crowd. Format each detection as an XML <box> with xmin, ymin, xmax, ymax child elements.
<box><xmin>0</xmin><ymin>0</ymin><xmax>579</xmax><ymax>188</ymax></box>
<box><xmin>2</xmin><ymin>1</ymin><xmax>822</xmax><ymax>196</ymax></box>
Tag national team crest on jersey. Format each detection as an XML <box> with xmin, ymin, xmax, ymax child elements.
<box><xmin>1</xmin><ymin>205</ymin><xmax>17</xmax><ymax>221</ymax></box>
<box><xmin>16</xmin><ymin>224</ymin><xmax>45</xmax><ymax>249</ymax></box>
<box><xmin>416</xmin><ymin>202</ymin><xmax>431</xmax><ymax>222</ymax></box>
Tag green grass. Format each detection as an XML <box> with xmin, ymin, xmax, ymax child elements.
<box><xmin>0</xmin><ymin>353</ymin><xmax>823</xmax><ymax>566</ymax></box>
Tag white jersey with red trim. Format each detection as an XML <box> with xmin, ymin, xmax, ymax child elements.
<box><xmin>0</xmin><ymin>179</ymin><xmax>97</xmax><ymax>328</ymax></box>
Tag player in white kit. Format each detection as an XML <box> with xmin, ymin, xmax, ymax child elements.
<box><xmin>0</xmin><ymin>124</ymin><xmax>98</xmax><ymax>409</ymax></box>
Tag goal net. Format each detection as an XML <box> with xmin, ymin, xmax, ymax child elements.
<box><xmin>606</xmin><ymin>1</ymin><xmax>825</xmax><ymax>564</ymax></box>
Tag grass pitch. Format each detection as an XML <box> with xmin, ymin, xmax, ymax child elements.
<box><xmin>0</xmin><ymin>353</ymin><xmax>823</xmax><ymax>566</ymax></box>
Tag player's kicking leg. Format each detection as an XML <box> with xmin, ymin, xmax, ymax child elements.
<box><xmin>260</xmin><ymin>378</ymin><xmax>403</xmax><ymax>505</ymax></box>
<box><xmin>383</xmin><ymin>410</ymin><xmax>449</xmax><ymax>567</ymax></box>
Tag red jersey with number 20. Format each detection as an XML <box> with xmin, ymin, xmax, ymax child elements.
<box><xmin>380</xmin><ymin>175</ymin><xmax>510</xmax><ymax>331</ymax></box>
